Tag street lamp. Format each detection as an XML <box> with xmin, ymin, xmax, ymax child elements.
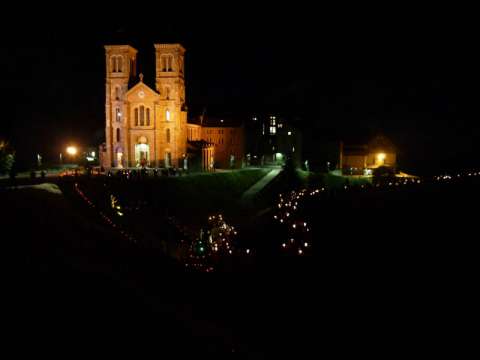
<box><xmin>66</xmin><ymin>146</ymin><xmax>78</xmax><ymax>166</ymax></box>
<box><xmin>66</xmin><ymin>146</ymin><xmax>78</xmax><ymax>156</ymax></box>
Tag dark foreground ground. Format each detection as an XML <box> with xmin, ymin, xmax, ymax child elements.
<box><xmin>1</xmin><ymin>175</ymin><xmax>478</xmax><ymax>358</ymax></box>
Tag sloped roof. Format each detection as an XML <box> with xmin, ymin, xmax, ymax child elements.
<box><xmin>126</xmin><ymin>80</ymin><xmax>160</xmax><ymax>98</ymax></box>
<box><xmin>368</xmin><ymin>135</ymin><xmax>396</xmax><ymax>152</ymax></box>
<box><xmin>189</xmin><ymin>115</ymin><xmax>243</xmax><ymax>128</ymax></box>
<box><xmin>343</xmin><ymin>145</ymin><xmax>368</xmax><ymax>156</ymax></box>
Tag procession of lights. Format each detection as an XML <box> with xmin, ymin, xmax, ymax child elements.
<box><xmin>184</xmin><ymin>214</ymin><xmax>250</xmax><ymax>272</ymax></box>
<box><xmin>270</xmin><ymin>170</ymin><xmax>480</xmax><ymax>255</ymax></box>
<box><xmin>74</xmin><ymin>183</ymin><xmax>136</xmax><ymax>243</ymax></box>
<box><xmin>68</xmin><ymin>168</ymin><xmax>480</xmax><ymax>266</ymax></box>
<box><xmin>272</xmin><ymin>188</ymin><xmax>316</xmax><ymax>255</ymax></box>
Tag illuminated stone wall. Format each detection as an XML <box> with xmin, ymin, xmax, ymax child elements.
<box><xmin>104</xmin><ymin>45</ymin><xmax>138</xmax><ymax>168</ymax></box>
<box><xmin>365</xmin><ymin>152</ymin><xmax>397</xmax><ymax>168</ymax></box>
<box><xmin>103</xmin><ymin>44</ymin><xmax>243</xmax><ymax>170</ymax></box>
<box><xmin>201</xmin><ymin>127</ymin><xmax>245</xmax><ymax>168</ymax></box>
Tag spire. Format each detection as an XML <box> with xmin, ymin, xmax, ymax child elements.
<box><xmin>200</xmin><ymin>106</ymin><xmax>207</xmax><ymax>126</ymax></box>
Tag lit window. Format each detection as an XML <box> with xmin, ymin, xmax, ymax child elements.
<box><xmin>116</xmin><ymin>108</ymin><xmax>121</xmax><ymax>122</ymax></box>
<box><xmin>288</xmin><ymin>131</ymin><xmax>292</xmax><ymax>136</ymax></box>
<box><xmin>270</xmin><ymin>126</ymin><xmax>276</xmax><ymax>135</ymax></box>
<box><xmin>166</xmin><ymin>109</ymin><xmax>171</xmax><ymax>121</ymax></box>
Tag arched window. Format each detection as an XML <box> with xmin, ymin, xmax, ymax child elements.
<box><xmin>134</xmin><ymin>108</ymin><xmax>139</xmax><ymax>126</ymax></box>
<box><xmin>111</xmin><ymin>56</ymin><xmax>116</xmax><ymax>72</ymax></box>
<box><xmin>146</xmin><ymin>108</ymin><xmax>150</xmax><ymax>126</ymax></box>
<box><xmin>117</xmin><ymin>56</ymin><xmax>123</xmax><ymax>72</ymax></box>
<box><xmin>115</xmin><ymin>87</ymin><xmax>120</xmax><ymax>100</ymax></box>
<box><xmin>116</xmin><ymin>108</ymin><xmax>121</xmax><ymax>122</ymax></box>
<box><xmin>116</xmin><ymin>128</ymin><xmax>121</xmax><ymax>142</ymax></box>
<box><xmin>160</xmin><ymin>55</ymin><xmax>174</xmax><ymax>72</ymax></box>
<box><xmin>166</xmin><ymin>128</ymin><xmax>171</xmax><ymax>143</ymax></box>
<box><xmin>166</xmin><ymin>109</ymin><xmax>171</xmax><ymax>121</ymax></box>
<box><xmin>140</xmin><ymin>105</ymin><xmax>145</xmax><ymax>126</ymax></box>
<box><xmin>161</xmin><ymin>56</ymin><xmax>167</xmax><ymax>72</ymax></box>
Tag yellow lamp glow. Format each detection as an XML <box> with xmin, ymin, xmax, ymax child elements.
<box><xmin>377</xmin><ymin>153</ymin><xmax>386</xmax><ymax>162</ymax></box>
<box><xmin>66</xmin><ymin>146</ymin><xmax>77</xmax><ymax>156</ymax></box>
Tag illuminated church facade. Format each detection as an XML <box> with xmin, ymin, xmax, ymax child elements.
<box><xmin>102</xmin><ymin>44</ymin><xmax>186</xmax><ymax>169</ymax></box>
<box><xmin>101</xmin><ymin>43</ymin><xmax>244</xmax><ymax>170</ymax></box>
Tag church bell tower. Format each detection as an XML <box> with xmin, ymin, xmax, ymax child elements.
<box><xmin>104</xmin><ymin>45</ymin><xmax>137</xmax><ymax>167</ymax></box>
<box><xmin>154</xmin><ymin>44</ymin><xmax>187</xmax><ymax>167</ymax></box>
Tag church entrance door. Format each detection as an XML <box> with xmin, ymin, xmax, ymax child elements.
<box><xmin>165</xmin><ymin>152</ymin><xmax>172</xmax><ymax>168</ymax></box>
<box><xmin>135</xmin><ymin>143</ymin><xmax>150</xmax><ymax>167</ymax></box>
<box><xmin>116</xmin><ymin>151</ymin><xmax>123</xmax><ymax>168</ymax></box>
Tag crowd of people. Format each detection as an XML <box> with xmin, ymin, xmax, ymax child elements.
<box><xmin>106</xmin><ymin>167</ymin><xmax>187</xmax><ymax>179</ymax></box>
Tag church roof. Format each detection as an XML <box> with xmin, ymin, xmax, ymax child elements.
<box><xmin>125</xmin><ymin>76</ymin><xmax>159</xmax><ymax>98</ymax></box>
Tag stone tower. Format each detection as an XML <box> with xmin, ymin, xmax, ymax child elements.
<box><xmin>104</xmin><ymin>45</ymin><xmax>137</xmax><ymax>167</ymax></box>
<box><xmin>154</xmin><ymin>44</ymin><xmax>187</xmax><ymax>167</ymax></box>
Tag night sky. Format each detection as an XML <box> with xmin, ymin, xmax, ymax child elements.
<box><xmin>1</xmin><ymin>7</ymin><xmax>478</xmax><ymax>173</ymax></box>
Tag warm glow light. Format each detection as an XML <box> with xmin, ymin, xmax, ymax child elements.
<box><xmin>66</xmin><ymin>146</ymin><xmax>77</xmax><ymax>156</ymax></box>
<box><xmin>377</xmin><ymin>153</ymin><xmax>386</xmax><ymax>161</ymax></box>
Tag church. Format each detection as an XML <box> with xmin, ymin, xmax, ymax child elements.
<box><xmin>100</xmin><ymin>44</ymin><xmax>244</xmax><ymax>170</ymax></box>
